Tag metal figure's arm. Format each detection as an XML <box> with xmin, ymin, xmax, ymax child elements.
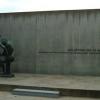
<box><xmin>0</xmin><ymin>43</ymin><xmax>8</xmax><ymax>55</ymax></box>
<box><xmin>0</xmin><ymin>43</ymin><xmax>5</xmax><ymax>49</ymax></box>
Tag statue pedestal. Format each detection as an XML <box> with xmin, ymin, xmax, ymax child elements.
<box><xmin>0</xmin><ymin>73</ymin><xmax>15</xmax><ymax>77</ymax></box>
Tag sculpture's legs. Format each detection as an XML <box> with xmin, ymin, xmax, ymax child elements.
<box><xmin>2</xmin><ymin>64</ymin><xmax>5</xmax><ymax>74</ymax></box>
<box><xmin>0</xmin><ymin>63</ymin><xmax>14</xmax><ymax>77</ymax></box>
<box><xmin>5</xmin><ymin>62</ymin><xmax>11</xmax><ymax>75</ymax></box>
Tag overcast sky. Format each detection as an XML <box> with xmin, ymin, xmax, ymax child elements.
<box><xmin>0</xmin><ymin>0</ymin><xmax>100</xmax><ymax>13</ymax></box>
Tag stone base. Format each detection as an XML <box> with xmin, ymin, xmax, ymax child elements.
<box><xmin>0</xmin><ymin>73</ymin><xmax>15</xmax><ymax>78</ymax></box>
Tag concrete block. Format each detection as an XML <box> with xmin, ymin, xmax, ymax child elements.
<box><xmin>12</xmin><ymin>88</ymin><xmax>60</xmax><ymax>98</ymax></box>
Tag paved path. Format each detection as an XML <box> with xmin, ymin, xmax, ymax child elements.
<box><xmin>0</xmin><ymin>74</ymin><xmax>100</xmax><ymax>90</ymax></box>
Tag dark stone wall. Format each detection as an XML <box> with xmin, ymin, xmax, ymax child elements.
<box><xmin>0</xmin><ymin>10</ymin><xmax>100</xmax><ymax>75</ymax></box>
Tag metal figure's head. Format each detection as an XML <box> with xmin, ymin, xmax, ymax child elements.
<box><xmin>1</xmin><ymin>38</ymin><xmax>8</xmax><ymax>45</ymax></box>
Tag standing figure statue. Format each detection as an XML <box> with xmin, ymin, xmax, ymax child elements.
<box><xmin>0</xmin><ymin>35</ymin><xmax>14</xmax><ymax>77</ymax></box>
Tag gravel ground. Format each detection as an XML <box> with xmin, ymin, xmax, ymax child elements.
<box><xmin>0</xmin><ymin>91</ymin><xmax>99</xmax><ymax>100</ymax></box>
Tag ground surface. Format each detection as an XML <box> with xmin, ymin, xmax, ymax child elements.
<box><xmin>0</xmin><ymin>74</ymin><xmax>100</xmax><ymax>90</ymax></box>
<box><xmin>0</xmin><ymin>91</ymin><xmax>99</xmax><ymax>100</ymax></box>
